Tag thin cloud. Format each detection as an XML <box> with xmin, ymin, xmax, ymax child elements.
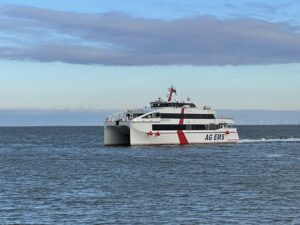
<box><xmin>1</xmin><ymin>5</ymin><xmax>300</xmax><ymax>65</ymax></box>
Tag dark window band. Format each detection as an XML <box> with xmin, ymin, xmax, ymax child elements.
<box><xmin>152</xmin><ymin>124</ymin><xmax>220</xmax><ymax>131</ymax></box>
<box><xmin>160</xmin><ymin>113</ymin><xmax>215</xmax><ymax>119</ymax></box>
<box><xmin>150</xmin><ymin>102</ymin><xmax>196</xmax><ymax>108</ymax></box>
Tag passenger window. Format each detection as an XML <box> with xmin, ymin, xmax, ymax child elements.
<box><xmin>143</xmin><ymin>114</ymin><xmax>153</xmax><ymax>119</ymax></box>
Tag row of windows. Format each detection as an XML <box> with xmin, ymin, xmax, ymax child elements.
<box><xmin>126</xmin><ymin>113</ymin><xmax>144</xmax><ymax>119</ymax></box>
<box><xmin>150</xmin><ymin>102</ymin><xmax>196</xmax><ymax>108</ymax></box>
<box><xmin>132</xmin><ymin>112</ymin><xmax>215</xmax><ymax>120</ymax></box>
<box><xmin>160</xmin><ymin>113</ymin><xmax>215</xmax><ymax>119</ymax></box>
<box><xmin>143</xmin><ymin>113</ymin><xmax>215</xmax><ymax>119</ymax></box>
<box><xmin>152</xmin><ymin>124</ymin><xmax>221</xmax><ymax>131</ymax></box>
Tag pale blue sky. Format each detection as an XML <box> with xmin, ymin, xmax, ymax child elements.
<box><xmin>1</xmin><ymin>61</ymin><xmax>299</xmax><ymax>110</ymax></box>
<box><xmin>0</xmin><ymin>0</ymin><xmax>300</xmax><ymax>112</ymax></box>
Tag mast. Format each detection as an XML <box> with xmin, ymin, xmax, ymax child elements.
<box><xmin>167</xmin><ymin>85</ymin><xmax>177</xmax><ymax>102</ymax></box>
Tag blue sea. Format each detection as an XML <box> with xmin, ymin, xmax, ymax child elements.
<box><xmin>1</xmin><ymin>125</ymin><xmax>300</xmax><ymax>224</ymax></box>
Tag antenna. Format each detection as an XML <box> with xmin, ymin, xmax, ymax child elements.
<box><xmin>167</xmin><ymin>85</ymin><xmax>177</xmax><ymax>102</ymax></box>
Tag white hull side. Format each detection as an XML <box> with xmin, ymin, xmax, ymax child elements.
<box><xmin>130</xmin><ymin>123</ymin><xmax>239</xmax><ymax>145</ymax></box>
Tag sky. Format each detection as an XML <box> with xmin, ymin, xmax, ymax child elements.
<box><xmin>0</xmin><ymin>0</ymin><xmax>300</xmax><ymax>125</ymax></box>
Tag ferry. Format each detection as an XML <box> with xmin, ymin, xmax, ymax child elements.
<box><xmin>104</xmin><ymin>86</ymin><xmax>239</xmax><ymax>145</ymax></box>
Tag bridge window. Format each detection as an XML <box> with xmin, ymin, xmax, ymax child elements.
<box><xmin>133</xmin><ymin>114</ymin><xmax>143</xmax><ymax>118</ymax></box>
<box><xmin>142</xmin><ymin>114</ymin><xmax>153</xmax><ymax>119</ymax></box>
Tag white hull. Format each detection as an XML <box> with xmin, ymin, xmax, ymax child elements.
<box><xmin>104</xmin><ymin>122</ymin><xmax>239</xmax><ymax>146</ymax></box>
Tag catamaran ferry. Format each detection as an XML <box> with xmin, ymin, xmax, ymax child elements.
<box><xmin>104</xmin><ymin>86</ymin><xmax>239</xmax><ymax>145</ymax></box>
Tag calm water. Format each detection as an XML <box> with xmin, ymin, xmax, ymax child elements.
<box><xmin>1</xmin><ymin>126</ymin><xmax>300</xmax><ymax>224</ymax></box>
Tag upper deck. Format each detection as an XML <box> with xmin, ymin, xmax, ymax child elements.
<box><xmin>150</xmin><ymin>101</ymin><xmax>196</xmax><ymax>108</ymax></box>
<box><xmin>105</xmin><ymin>86</ymin><xmax>234</xmax><ymax>125</ymax></box>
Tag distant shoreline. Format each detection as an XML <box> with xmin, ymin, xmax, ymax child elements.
<box><xmin>1</xmin><ymin>109</ymin><xmax>299</xmax><ymax>127</ymax></box>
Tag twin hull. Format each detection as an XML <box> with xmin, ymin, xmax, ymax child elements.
<box><xmin>104</xmin><ymin>121</ymin><xmax>239</xmax><ymax>146</ymax></box>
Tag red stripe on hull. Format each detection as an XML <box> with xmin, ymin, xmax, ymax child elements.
<box><xmin>177</xmin><ymin>130</ymin><xmax>189</xmax><ymax>145</ymax></box>
<box><xmin>179</xmin><ymin>109</ymin><xmax>184</xmax><ymax>125</ymax></box>
<box><xmin>177</xmin><ymin>108</ymin><xmax>189</xmax><ymax>145</ymax></box>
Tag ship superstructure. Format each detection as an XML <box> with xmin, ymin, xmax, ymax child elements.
<box><xmin>104</xmin><ymin>86</ymin><xmax>239</xmax><ymax>145</ymax></box>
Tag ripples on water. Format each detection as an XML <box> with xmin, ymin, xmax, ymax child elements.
<box><xmin>0</xmin><ymin>126</ymin><xmax>300</xmax><ymax>224</ymax></box>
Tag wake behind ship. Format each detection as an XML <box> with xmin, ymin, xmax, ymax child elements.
<box><xmin>104</xmin><ymin>86</ymin><xmax>239</xmax><ymax>145</ymax></box>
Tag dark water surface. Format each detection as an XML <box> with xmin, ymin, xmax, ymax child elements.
<box><xmin>1</xmin><ymin>126</ymin><xmax>300</xmax><ymax>224</ymax></box>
